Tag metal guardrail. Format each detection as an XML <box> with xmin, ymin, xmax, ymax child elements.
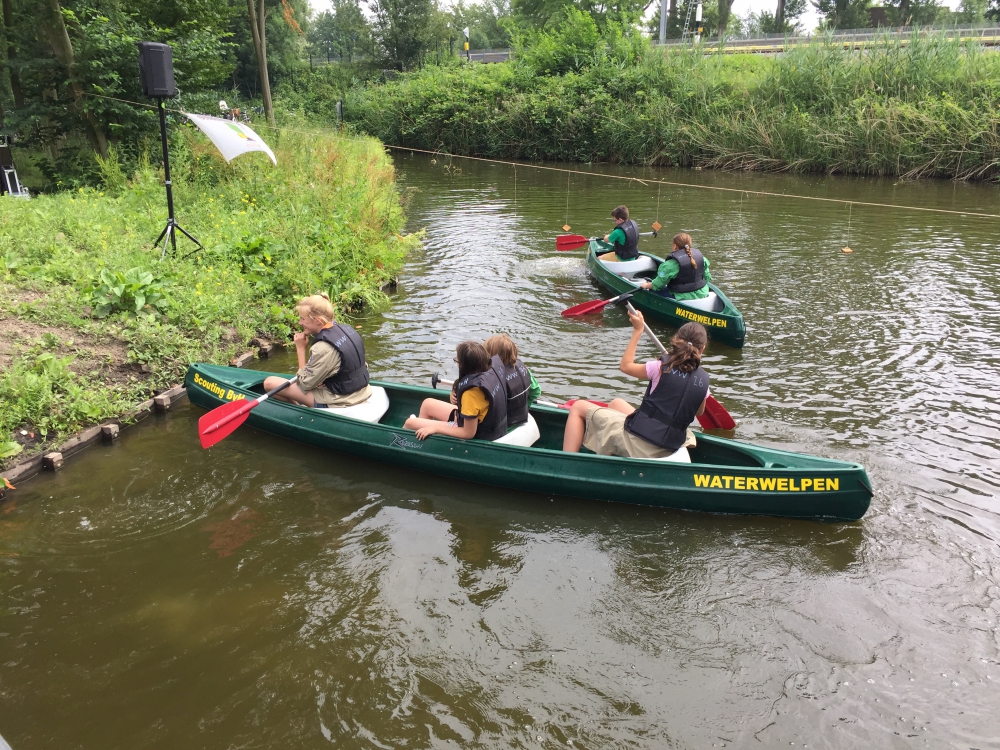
<box><xmin>653</xmin><ymin>24</ymin><xmax>1000</xmax><ymax>51</ymax></box>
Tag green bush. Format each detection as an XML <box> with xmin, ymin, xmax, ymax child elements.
<box><xmin>346</xmin><ymin>32</ymin><xmax>1000</xmax><ymax>179</ymax></box>
<box><xmin>87</xmin><ymin>268</ymin><xmax>169</xmax><ymax>318</ymax></box>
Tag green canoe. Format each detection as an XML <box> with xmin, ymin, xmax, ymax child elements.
<box><xmin>185</xmin><ymin>364</ymin><xmax>872</xmax><ymax>521</ymax></box>
<box><xmin>586</xmin><ymin>240</ymin><xmax>747</xmax><ymax>348</ymax></box>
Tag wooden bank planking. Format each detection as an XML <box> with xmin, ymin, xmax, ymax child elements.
<box><xmin>0</xmin><ymin>335</ymin><xmax>292</xmax><ymax>495</ymax></box>
<box><xmin>0</xmin><ymin>384</ymin><xmax>190</xmax><ymax>491</ymax></box>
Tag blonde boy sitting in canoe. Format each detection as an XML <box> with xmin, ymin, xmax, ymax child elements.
<box><xmin>262</xmin><ymin>293</ymin><xmax>372</xmax><ymax>408</ymax></box>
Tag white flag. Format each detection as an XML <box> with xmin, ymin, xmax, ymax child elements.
<box><xmin>185</xmin><ymin>113</ymin><xmax>277</xmax><ymax>166</ymax></box>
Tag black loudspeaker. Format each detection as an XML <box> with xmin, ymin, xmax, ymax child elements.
<box><xmin>138</xmin><ymin>42</ymin><xmax>177</xmax><ymax>99</ymax></box>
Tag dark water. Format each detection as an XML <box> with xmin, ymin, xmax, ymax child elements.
<box><xmin>2</xmin><ymin>157</ymin><xmax>998</xmax><ymax>748</ymax></box>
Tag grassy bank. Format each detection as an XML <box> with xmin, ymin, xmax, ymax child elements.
<box><xmin>0</xmin><ymin>123</ymin><xmax>421</xmax><ymax>467</ymax></box>
<box><xmin>345</xmin><ymin>33</ymin><xmax>1000</xmax><ymax>180</ymax></box>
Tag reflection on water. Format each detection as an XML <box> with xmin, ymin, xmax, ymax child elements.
<box><xmin>1</xmin><ymin>157</ymin><xmax>998</xmax><ymax>749</ymax></box>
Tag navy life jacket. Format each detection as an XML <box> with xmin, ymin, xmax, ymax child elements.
<box><xmin>667</xmin><ymin>247</ymin><xmax>707</xmax><ymax>293</ymax></box>
<box><xmin>611</xmin><ymin>219</ymin><xmax>640</xmax><ymax>260</ymax></box>
<box><xmin>455</xmin><ymin>368</ymin><xmax>508</xmax><ymax>441</ymax></box>
<box><xmin>313</xmin><ymin>323</ymin><xmax>370</xmax><ymax>395</ymax></box>
<box><xmin>490</xmin><ymin>354</ymin><xmax>532</xmax><ymax>427</ymax></box>
<box><xmin>624</xmin><ymin>359</ymin><xmax>710</xmax><ymax>452</ymax></box>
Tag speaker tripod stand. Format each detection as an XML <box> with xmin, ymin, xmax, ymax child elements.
<box><xmin>152</xmin><ymin>99</ymin><xmax>202</xmax><ymax>260</ymax></box>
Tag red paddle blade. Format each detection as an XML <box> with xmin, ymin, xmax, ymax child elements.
<box><xmin>561</xmin><ymin>298</ymin><xmax>611</xmax><ymax>317</ymax></box>
<box><xmin>697</xmin><ymin>396</ymin><xmax>736</xmax><ymax>431</ymax></box>
<box><xmin>556</xmin><ymin>234</ymin><xmax>589</xmax><ymax>250</ymax></box>
<box><xmin>198</xmin><ymin>398</ymin><xmax>256</xmax><ymax>449</ymax></box>
<box><xmin>558</xmin><ymin>399</ymin><xmax>610</xmax><ymax>410</ymax></box>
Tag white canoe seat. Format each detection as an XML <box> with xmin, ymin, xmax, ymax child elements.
<box><xmin>601</xmin><ymin>255</ymin><xmax>657</xmax><ymax>279</ymax></box>
<box><xmin>494</xmin><ymin>414</ymin><xmax>540</xmax><ymax>447</ymax></box>
<box><xmin>649</xmin><ymin>446</ymin><xmax>692</xmax><ymax>463</ymax></box>
<box><xmin>325</xmin><ymin>385</ymin><xmax>390</xmax><ymax>423</ymax></box>
<box><xmin>679</xmin><ymin>291</ymin><xmax>721</xmax><ymax>313</ymax></box>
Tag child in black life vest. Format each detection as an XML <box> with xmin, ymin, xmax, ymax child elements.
<box><xmin>405</xmin><ymin>341</ymin><xmax>508</xmax><ymax>440</ymax></box>
<box><xmin>563</xmin><ymin>314</ymin><xmax>709</xmax><ymax>460</ymax></box>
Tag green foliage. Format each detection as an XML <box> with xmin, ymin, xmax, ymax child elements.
<box><xmin>513</xmin><ymin>7</ymin><xmax>601</xmax><ymax>75</ymax></box>
<box><xmin>0</xmin><ymin>124</ymin><xmax>420</xmax><ymax>457</ymax></box>
<box><xmin>87</xmin><ymin>268</ymin><xmax>169</xmax><ymax>318</ymax></box>
<box><xmin>0</xmin><ymin>350</ymin><xmax>115</xmax><ymax>439</ymax></box>
<box><xmin>348</xmin><ymin>33</ymin><xmax>1000</xmax><ymax>180</ymax></box>
<box><xmin>0</xmin><ymin>442</ymin><xmax>23</xmax><ymax>460</ymax></box>
<box><xmin>369</xmin><ymin>0</ymin><xmax>434</xmax><ymax>70</ymax></box>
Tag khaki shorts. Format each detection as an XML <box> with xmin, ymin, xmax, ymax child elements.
<box><xmin>582</xmin><ymin>406</ymin><xmax>695</xmax><ymax>459</ymax></box>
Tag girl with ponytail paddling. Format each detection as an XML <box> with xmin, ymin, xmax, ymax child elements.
<box><xmin>262</xmin><ymin>293</ymin><xmax>372</xmax><ymax>408</ymax></box>
<box><xmin>563</xmin><ymin>314</ymin><xmax>709</xmax><ymax>461</ymax></box>
<box><xmin>638</xmin><ymin>232</ymin><xmax>712</xmax><ymax>301</ymax></box>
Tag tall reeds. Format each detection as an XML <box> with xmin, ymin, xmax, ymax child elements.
<box><xmin>346</xmin><ymin>32</ymin><xmax>1000</xmax><ymax>180</ymax></box>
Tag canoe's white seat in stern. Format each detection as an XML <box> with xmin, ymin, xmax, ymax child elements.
<box><xmin>326</xmin><ymin>385</ymin><xmax>390</xmax><ymax>423</ymax></box>
<box><xmin>650</xmin><ymin>446</ymin><xmax>691</xmax><ymax>463</ymax></box>
<box><xmin>679</xmin><ymin>291</ymin><xmax>721</xmax><ymax>312</ymax></box>
<box><xmin>494</xmin><ymin>414</ymin><xmax>540</xmax><ymax>447</ymax></box>
<box><xmin>602</xmin><ymin>256</ymin><xmax>656</xmax><ymax>279</ymax></box>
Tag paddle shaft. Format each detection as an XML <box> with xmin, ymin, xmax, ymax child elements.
<box><xmin>201</xmin><ymin>376</ymin><xmax>298</xmax><ymax>435</ymax></box>
<box><xmin>431</xmin><ymin>375</ymin><xmax>604</xmax><ymax>410</ymax></box>
<box><xmin>625</xmin><ymin>302</ymin><xmax>668</xmax><ymax>355</ymax></box>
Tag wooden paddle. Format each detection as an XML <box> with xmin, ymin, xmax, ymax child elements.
<box><xmin>556</xmin><ymin>230</ymin><xmax>658</xmax><ymax>251</ymax></box>
<box><xmin>198</xmin><ymin>376</ymin><xmax>298</xmax><ymax>449</ymax></box>
<box><xmin>562</xmin><ymin>291</ymin><xmax>633</xmax><ymax>317</ymax></box>
<box><xmin>431</xmin><ymin>374</ymin><xmax>607</xmax><ymax>410</ymax></box>
<box><xmin>624</xmin><ymin>302</ymin><xmax>737</xmax><ymax>431</ymax></box>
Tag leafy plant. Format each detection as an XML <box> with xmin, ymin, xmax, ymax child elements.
<box><xmin>88</xmin><ymin>268</ymin><xmax>169</xmax><ymax>318</ymax></box>
<box><xmin>0</xmin><ymin>441</ymin><xmax>23</xmax><ymax>460</ymax></box>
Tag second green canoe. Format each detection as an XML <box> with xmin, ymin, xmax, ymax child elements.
<box><xmin>586</xmin><ymin>240</ymin><xmax>747</xmax><ymax>348</ymax></box>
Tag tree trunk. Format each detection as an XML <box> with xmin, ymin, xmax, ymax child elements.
<box><xmin>717</xmin><ymin>0</ymin><xmax>734</xmax><ymax>36</ymax></box>
<box><xmin>43</xmin><ymin>0</ymin><xmax>107</xmax><ymax>157</ymax></box>
<box><xmin>3</xmin><ymin>0</ymin><xmax>24</xmax><ymax>107</ymax></box>
<box><xmin>775</xmin><ymin>0</ymin><xmax>785</xmax><ymax>31</ymax></box>
<box><xmin>246</xmin><ymin>0</ymin><xmax>275</xmax><ymax>127</ymax></box>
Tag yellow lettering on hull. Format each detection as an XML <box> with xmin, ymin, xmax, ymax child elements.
<box><xmin>691</xmin><ymin>473</ymin><xmax>843</xmax><ymax>492</ymax></box>
<box><xmin>193</xmin><ymin>373</ymin><xmax>243</xmax><ymax>402</ymax></box>
<box><xmin>674</xmin><ymin>306</ymin><xmax>728</xmax><ymax>328</ymax></box>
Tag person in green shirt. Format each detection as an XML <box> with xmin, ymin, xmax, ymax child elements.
<box><xmin>597</xmin><ymin>205</ymin><xmax>640</xmax><ymax>262</ymax></box>
<box><xmin>638</xmin><ymin>232</ymin><xmax>712</xmax><ymax>301</ymax></box>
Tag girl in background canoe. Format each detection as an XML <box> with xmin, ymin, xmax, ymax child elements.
<box><xmin>563</xmin><ymin>313</ymin><xmax>709</xmax><ymax>461</ymax></box>
<box><xmin>638</xmin><ymin>232</ymin><xmax>712</xmax><ymax>300</ymax></box>
<box><xmin>597</xmin><ymin>205</ymin><xmax>640</xmax><ymax>262</ymax></box>
<box><xmin>262</xmin><ymin>293</ymin><xmax>372</xmax><ymax>408</ymax></box>
<box><xmin>483</xmin><ymin>334</ymin><xmax>542</xmax><ymax>427</ymax></box>
<box><xmin>404</xmin><ymin>341</ymin><xmax>508</xmax><ymax>441</ymax></box>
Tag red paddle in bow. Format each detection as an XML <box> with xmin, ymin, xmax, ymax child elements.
<box><xmin>556</xmin><ymin>231</ymin><xmax>658</xmax><ymax>251</ymax></box>
<box><xmin>198</xmin><ymin>376</ymin><xmax>298</xmax><ymax>449</ymax></box>
<box><xmin>625</xmin><ymin>302</ymin><xmax>736</xmax><ymax>431</ymax></box>
<box><xmin>562</xmin><ymin>291</ymin><xmax>634</xmax><ymax>317</ymax></box>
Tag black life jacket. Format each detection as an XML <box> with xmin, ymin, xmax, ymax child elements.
<box><xmin>313</xmin><ymin>323</ymin><xmax>370</xmax><ymax>395</ymax></box>
<box><xmin>667</xmin><ymin>247</ymin><xmax>707</xmax><ymax>293</ymax></box>
<box><xmin>455</xmin><ymin>368</ymin><xmax>508</xmax><ymax>441</ymax></box>
<box><xmin>611</xmin><ymin>219</ymin><xmax>639</xmax><ymax>260</ymax></box>
<box><xmin>624</xmin><ymin>360</ymin><xmax>710</xmax><ymax>452</ymax></box>
<box><xmin>490</xmin><ymin>354</ymin><xmax>532</xmax><ymax>427</ymax></box>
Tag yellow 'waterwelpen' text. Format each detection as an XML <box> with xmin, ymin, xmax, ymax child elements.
<box><xmin>693</xmin><ymin>474</ymin><xmax>839</xmax><ymax>492</ymax></box>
